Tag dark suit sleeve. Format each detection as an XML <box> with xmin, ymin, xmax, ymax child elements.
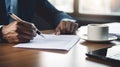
<box><xmin>36</xmin><ymin>0</ymin><xmax>75</xmax><ymax>28</ymax></box>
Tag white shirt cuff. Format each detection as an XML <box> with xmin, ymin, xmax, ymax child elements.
<box><xmin>0</xmin><ymin>25</ymin><xmax>3</xmax><ymax>28</ymax></box>
<box><xmin>61</xmin><ymin>18</ymin><xmax>76</xmax><ymax>22</ymax></box>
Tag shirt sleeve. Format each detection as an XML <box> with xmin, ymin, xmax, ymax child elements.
<box><xmin>61</xmin><ymin>18</ymin><xmax>77</xmax><ymax>22</ymax></box>
<box><xmin>36</xmin><ymin>0</ymin><xmax>76</xmax><ymax>28</ymax></box>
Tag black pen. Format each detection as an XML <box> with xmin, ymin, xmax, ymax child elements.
<box><xmin>9</xmin><ymin>13</ymin><xmax>45</xmax><ymax>38</ymax></box>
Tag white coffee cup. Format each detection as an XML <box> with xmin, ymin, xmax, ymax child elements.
<box><xmin>87</xmin><ymin>24</ymin><xmax>109</xmax><ymax>40</ymax></box>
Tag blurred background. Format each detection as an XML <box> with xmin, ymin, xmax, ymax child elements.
<box><xmin>33</xmin><ymin>0</ymin><xmax>120</xmax><ymax>30</ymax></box>
<box><xmin>49</xmin><ymin>0</ymin><xmax>120</xmax><ymax>24</ymax></box>
<box><xmin>49</xmin><ymin>0</ymin><xmax>120</xmax><ymax>15</ymax></box>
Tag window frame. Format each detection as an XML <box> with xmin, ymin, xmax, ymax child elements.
<box><xmin>68</xmin><ymin>0</ymin><xmax>120</xmax><ymax>24</ymax></box>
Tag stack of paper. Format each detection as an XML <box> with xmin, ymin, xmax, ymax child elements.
<box><xmin>13</xmin><ymin>34</ymin><xmax>80</xmax><ymax>51</ymax></box>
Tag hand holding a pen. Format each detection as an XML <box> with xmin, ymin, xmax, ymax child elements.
<box><xmin>2</xmin><ymin>20</ymin><xmax>37</xmax><ymax>43</ymax></box>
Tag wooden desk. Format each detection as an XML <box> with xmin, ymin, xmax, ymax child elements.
<box><xmin>0</xmin><ymin>29</ymin><xmax>119</xmax><ymax>67</ymax></box>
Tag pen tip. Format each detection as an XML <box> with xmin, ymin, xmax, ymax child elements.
<box><xmin>41</xmin><ymin>35</ymin><xmax>45</xmax><ymax>39</ymax></box>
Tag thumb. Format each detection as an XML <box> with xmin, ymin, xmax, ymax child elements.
<box><xmin>55</xmin><ymin>27</ymin><xmax>61</xmax><ymax>35</ymax></box>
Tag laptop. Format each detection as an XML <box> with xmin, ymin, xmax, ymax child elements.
<box><xmin>86</xmin><ymin>45</ymin><xmax>120</xmax><ymax>64</ymax></box>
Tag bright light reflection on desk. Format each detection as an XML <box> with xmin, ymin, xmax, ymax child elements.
<box><xmin>36</xmin><ymin>43</ymin><xmax>89</xmax><ymax>67</ymax></box>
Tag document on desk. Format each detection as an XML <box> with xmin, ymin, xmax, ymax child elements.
<box><xmin>105</xmin><ymin>22</ymin><xmax>120</xmax><ymax>39</ymax></box>
<box><xmin>13</xmin><ymin>34</ymin><xmax>80</xmax><ymax>51</ymax></box>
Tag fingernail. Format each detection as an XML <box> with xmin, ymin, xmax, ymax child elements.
<box><xmin>56</xmin><ymin>31</ymin><xmax>60</xmax><ymax>35</ymax></box>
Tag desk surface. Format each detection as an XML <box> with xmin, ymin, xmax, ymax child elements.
<box><xmin>0</xmin><ymin>29</ymin><xmax>120</xmax><ymax>67</ymax></box>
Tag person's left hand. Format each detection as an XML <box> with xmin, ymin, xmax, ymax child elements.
<box><xmin>55</xmin><ymin>21</ymin><xmax>78</xmax><ymax>35</ymax></box>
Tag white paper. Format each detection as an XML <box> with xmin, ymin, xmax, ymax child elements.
<box><xmin>105</xmin><ymin>22</ymin><xmax>120</xmax><ymax>39</ymax></box>
<box><xmin>13</xmin><ymin>34</ymin><xmax>80</xmax><ymax>51</ymax></box>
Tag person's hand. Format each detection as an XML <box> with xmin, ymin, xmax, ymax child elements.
<box><xmin>2</xmin><ymin>21</ymin><xmax>36</xmax><ymax>43</ymax></box>
<box><xmin>55</xmin><ymin>21</ymin><xmax>78</xmax><ymax>35</ymax></box>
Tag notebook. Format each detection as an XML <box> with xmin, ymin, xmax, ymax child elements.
<box><xmin>13</xmin><ymin>34</ymin><xmax>80</xmax><ymax>51</ymax></box>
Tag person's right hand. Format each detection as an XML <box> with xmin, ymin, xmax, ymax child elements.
<box><xmin>2</xmin><ymin>21</ymin><xmax>36</xmax><ymax>43</ymax></box>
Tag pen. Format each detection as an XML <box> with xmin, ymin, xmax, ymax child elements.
<box><xmin>9</xmin><ymin>13</ymin><xmax>45</xmax><ymax>38</ymax></box>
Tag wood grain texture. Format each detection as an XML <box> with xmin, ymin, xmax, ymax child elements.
<box><xmin>0</xmin><ymin>30</ymin><xmax>119</xmax><ymax>67</ymax></box>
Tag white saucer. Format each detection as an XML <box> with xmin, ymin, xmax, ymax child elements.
<box><xmin>80</xmin><ymin>34</ymin><xmax>118</xmax><ymax>42</ymax></box>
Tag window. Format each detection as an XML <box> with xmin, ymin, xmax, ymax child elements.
<box><xmin>49</xmin><ymin>0</ymin><xmax>120</xmax><ymax>22</ymax></box>
<box><xmin>48</xmin><ymin>0</ymin><xmax>74</xmax><ymax>13</ymax></box>
<box><xmin>79</xmin><ymin>0</ymin><xmax>120</xmax><ymax>16</ymax></box>
<box><xmin>49</xmin><ymin>0</ymin><xmax>120</xmax><ymax>15</ymax></box>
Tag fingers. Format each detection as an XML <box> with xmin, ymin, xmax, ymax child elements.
<box><xmin>65</xmin><ymin>22</ymin><xmax>71</xmax><ymax>32</ymax></box>
<box><xmin>55</xmin><ymin>21</ymin><xmax>78</xmax><ymax>35</ymax></box>
<box><xmin>2</xmin><ymin>21</ymin><xmax>37</xmax><ymax>43</ymax></box>
<box><xmin>55</xmin><ymin>26</ymin><xmax>61</xmax><ymax>35</ymax></box>
<box><xmin>60</xmin><ymin>21</ymin><xmax>66</xmax><ymax>33</ymax></box>
<box><xmin>5</xmin><ymin>33</ymin><xmax>34</xmax><ymax>43</ymax></box>
<box><xmin>70</xmin><ymin>23</ymin><xmax>78</xmax><ymax>33</ymax></box>
<box><xmin>16</xmin><ymin>21</ymin><xmax>36</xmax><ymax>37</ymax></box>
<box><xmin>17</xmin><ymin>34</ymin><xmax>34</xmax><ymax>43</ymax></box>
<box><xmin>17</xmin><ymin>25</ymin><xmax>36</xmax><ymax>37</ymax></box>
<box><xmin>3</xmin><ymin>33</ymin><xmax>19</xmax><ymax>43</ymax></box>
<box><xmin>3</xmin><ymin>32</ymin><xmax>33</xmax><ymax>43</ymax></box>
<box><xmin>55</xmin><ymin>21</ymin><xmax>65</xmax><ymax>35</ymax></box>
<box><xmin>18</xmin><ymin>21</ymin><xmax>35</xmax><ymax>30</ymax></box>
